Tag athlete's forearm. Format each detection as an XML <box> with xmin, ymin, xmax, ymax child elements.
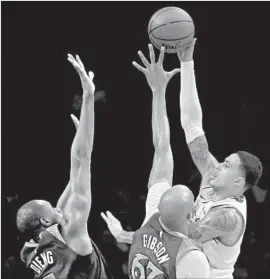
<box><xmin>152</xmin><ymin>87</ymin><xmax>170</xmax><ymax>152</ymax></box>
<box><xmin>180</xmin><ymin>61</ymin><xmax>204</xmax><ymax>143</ymax></box>
<box><xmin>118</xmin><ymin>230</ymin><xmax>135</xmax><ymax>244</ymax></box>
<box><xmin>70</xmin><ymin>95</ymin><xmax>94</xmax><ymax>195</ymax></box>
<box><xmin>71</xmin><ymin>95</ymin><xmax>94</xmax><ymax>160</ymax></box>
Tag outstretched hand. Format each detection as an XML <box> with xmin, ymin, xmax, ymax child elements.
<box><xmin>67</xmin><ymin>54</ymin><xmax>95</xmax><ymax>98</ymax></box>
<box><xmin>101</xmin><ymin>211</ymin><xmax>124</xmax><ymax>242</ymax></box>
<box><xmin>177</xmin><ymin>38</ymin><xmax>197</xmax><ymax>62</ymax></box>
<box><xmin>133</xmin><ymin>44</ymin><xmax>180</xmax><ymax>92</ymax></box>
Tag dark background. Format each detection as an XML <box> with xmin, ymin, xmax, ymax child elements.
<box><xmin>2</xmin><ymin>2</ymin><xmax>270</xmax><ymax>279</ymax></box>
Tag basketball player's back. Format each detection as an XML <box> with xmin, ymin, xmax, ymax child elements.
<box><xmin>129</xmin><ymin>213</ymin><xmax>208</xmax><ymax>279</ymax></box>
<box><xmin>21</xmin><ymin>224</ymin><xmax>113</xmax><ymax>279</ymax></box>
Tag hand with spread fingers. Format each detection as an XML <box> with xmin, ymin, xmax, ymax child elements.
<box><xmin>67</xmin><ymin>54</ymin><xmax>95</xmax><ymax>100</ymax></box>
<box><xmin>132</xmin><ymin>44</ymin><xmax>180</xmax><ymax>93</ymax></box>
<box><xmin>101</xmin><ymin>211</ymin><xmax>124</xmax><ymax>242</ymax></box>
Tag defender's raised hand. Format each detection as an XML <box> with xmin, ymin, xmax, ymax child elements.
<box><xmin>67</xmin><ymin>54</ymin><xmax>95</xmax><ymax>98</ymax></box>
<box><xmin>101</xmin><ymin>211</ymin><xmax>124</xmax><ymax>242</ymax></box>
<box><xmin>132</xmin><ymin>44</ymin><xmax>180</xmax><ymax>92</ymax></box>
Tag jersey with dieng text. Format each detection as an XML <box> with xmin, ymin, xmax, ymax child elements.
<box><xmin>21</xmin><ymin>224</ymin><xmax>113</xmax><ymax>279</ymax></box>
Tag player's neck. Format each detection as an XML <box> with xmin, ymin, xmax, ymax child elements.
<box><xmin>213</xmin><ymin>189</ymin><xmax>243</xmax><ymax>201</ymax></box>
<box><xmin>160</xmin><ymin>217</ymin><xmax>188</xmax><ymax>236</ymax></box>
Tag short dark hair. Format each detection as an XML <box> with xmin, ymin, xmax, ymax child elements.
<box><xmin>237</xmin><ymin>151</ymin><xmax>263</xmax><ymax>188</ymax></box>
<box><xmin>16</xmin><ymin>200</ymin><xmax>44</xmax><ymax>233</ymax></box>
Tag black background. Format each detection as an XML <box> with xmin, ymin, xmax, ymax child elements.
<box><xmin>2</xmin><ymin>1</ymin><xmax>270</xmax><ymax>278</ymax></box>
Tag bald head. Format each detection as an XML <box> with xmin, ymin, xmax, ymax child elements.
<box><xmin>16</xmin><ymin>199</ymin><xmax>63</xmax><ymax>234</ymax></box>
<box><xmin>158</xmin><ymin>185</ymin><xmax>194</xmax><ymax>231</ymax></box>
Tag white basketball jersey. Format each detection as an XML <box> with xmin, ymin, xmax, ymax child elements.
<box><xmin>190</xmin><ymin>178</ymin><xmax>247</xmax><ymax>278</ymax></box>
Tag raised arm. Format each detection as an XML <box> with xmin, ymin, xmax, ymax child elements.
<box><xmin>133</xmin><ymin>45</ymin><xmax>180</xmax><ymax>222</ymax></box>
<box><xmin>178</xmin><ymin>39</ymin><xmax>218</xmax><ymax>179</ymax></box>
<box><xmin>101</xmin><ymin>46</ymin><xmax>180</xmax><ymax>243</ymax></box>
<box><xmin>62</xmin><ymin>54</ymin><xmax>95</xmax><ymax>255</ymax></box>
<box><xmin>133</xmin><ymin>45</ymin><xmax>179</xmax><ymax>188</ymax></box>
<box><xmin>56</xmin><ymin>114</ymin><xmax>79</xmax><ymax>211</ymax></box>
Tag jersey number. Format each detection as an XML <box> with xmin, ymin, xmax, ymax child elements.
<box><xmin>131</xmin><ymin>254</ymin><xmax>163</xmax><ymax>279</ymax></box>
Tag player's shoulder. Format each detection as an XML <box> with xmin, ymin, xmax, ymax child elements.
<box><xmin>21</xmin><ymin>240</ymin><xmax>38</xmax><ymax>263</ymax></box>
<box><xmin>141</xmin><ymin>211</ymin><xmax>160</xmax><ymax>228</ymax></box>
<box><xmin>208</xmin><ymin>205</ymin><xmax>244</xmax><ymax>228</ymax></box>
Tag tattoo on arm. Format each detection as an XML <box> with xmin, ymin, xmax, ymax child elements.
<box><xmin>189</xmin><ymin>208</ymin><xmax>238</xmax><ymax>241</ymax></box>
<box><xmin>188</xmin><ymin>135</ymin><xmax>218</xmax><ymax>175</ymax></box>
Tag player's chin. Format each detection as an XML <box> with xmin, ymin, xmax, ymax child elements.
<box><xmin>54</xmin><ymin>213</ymin><xmax>63</xmax><ymax>224</ymax></box>
<box><xmin>209</xmin><ymin>177</ymin><xmax>218</xmax><ymax>187</ymax></box>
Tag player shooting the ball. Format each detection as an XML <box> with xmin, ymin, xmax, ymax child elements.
<box><xmin>102</xmin><ymin>44</ymin><xmax>210</xmax><ymax>279</ymax></box>
<box><xmin>16</xmin><ymin>54</ymin><xmax>113</xmax><ymax>279</ymax></box>
<box><xmin>102</xmin><ymin>39</ymin><xmax>263</xmax><ymax>279</ymax></box>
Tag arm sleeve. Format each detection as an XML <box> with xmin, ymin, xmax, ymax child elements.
<box><xmin>141</xmin><ymin>182</ymin><xmax>171</xmax><ymax>227</ymax></box>
<box><xmin>176</xmin><ymin>250</ymin><xmax>210</xmax><ymax>279</ymax></box>
<box><xmin>180</xmin><ymin>60</ymin><xmax>205</xmax><ymax>144</ymax></box>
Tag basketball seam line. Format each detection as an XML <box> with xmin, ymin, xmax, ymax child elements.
<box><xmin>148</xmin><ymin>7</ymin><xmax>181</xmax><ymax>32</ymax></box>
<box><xmin>149</xmin><ymin>20</ymin><xmax>193</xmax><ymax>34</ymax></box>
<box><xmin>150</xmin><ymin>31</ymin><xmax>194</xmax><ymax>42</ymax></box>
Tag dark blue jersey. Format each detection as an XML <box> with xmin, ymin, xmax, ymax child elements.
<box><xmin>21</xmin><ymin>224</ymin><xmax>113</xmax><ymax>279</ymax></box>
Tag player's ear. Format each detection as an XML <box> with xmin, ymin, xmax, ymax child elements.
<box><xmin>40</xmin><ymin>217</ymin><xmax>52</xmax><ymax>227</ymax></box>
<box><xmin>234</xmin><ymin>177</ymin><xmax>245</xmax><ymax>188</ymax></box>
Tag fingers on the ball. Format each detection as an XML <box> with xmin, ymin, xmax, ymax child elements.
<box><xmin>138</xmin><ymin>51</ymin><xmax>150</xmax><ymax>67</ymax></box>
<box><xmin>132</xmin><ymin>61</ymin><xmax>147</xmax><ymax>73</ymax></box>
<box><xmin>158</xmin><ymin>47</ymin><xmax>165</xmax><ymax>65</ymax></box>
<box><xmin>190</xmin><ymin>38</ymin><xmax>197</xmax><ymax>47</ymax></box>
<box><xmin>148</xmin><ymin>44</ymin><xmax>155</xmax><ymax>64</ymax></box>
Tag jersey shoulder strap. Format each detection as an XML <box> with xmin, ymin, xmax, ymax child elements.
<box><xmin>45</xmin><ymin>224</ymin><xmax>66</xmax><ymax>243</ymax></box>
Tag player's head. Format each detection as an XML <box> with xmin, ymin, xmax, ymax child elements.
<box><xmin>210</xmin><ymin>151</ymin><xmax>263</xmax><ymax>195</ymax></box>
<box><xmin>16</xmin><ymin>200</ymin><xmax>64</xmax><ymax>236</ymax></box>
<box><xmin>158</xmin><ymin>185</ymin><xmax>194</xmax><ymax>233</ymax></box>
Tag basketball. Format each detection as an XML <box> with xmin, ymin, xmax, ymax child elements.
<box><xmin>148</xmin><ymin>7</ymin><xmax>195</xmax><ymax>53</ymax></box>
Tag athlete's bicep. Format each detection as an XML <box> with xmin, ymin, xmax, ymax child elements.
<box><xmin>141</xmin><ymin>182</ymin><xmax>171</xmax><ymax>227</ymax></box>
<box><xmin>188</xmin><ymin>135</ymin><xmax>218</xmax><ymax>177</ymax></box>
<box><xmin>64</xmin><ymin>195</ymin><xmax>93</xmax><ymax>255</ymax></box>
<box><xmin>64</xmin><ymin>160</ymin><xmax>92</xmax><ymax>241</ymax></box>
<box><xmin>188</xmin><ymin>207</ymin><xmax>241</xmax><ymax>243</ymax></box>
<box><xmin>177</xmin><ymin>250</ymin><xmax>210</xmax><ymax>279</ymax></box>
